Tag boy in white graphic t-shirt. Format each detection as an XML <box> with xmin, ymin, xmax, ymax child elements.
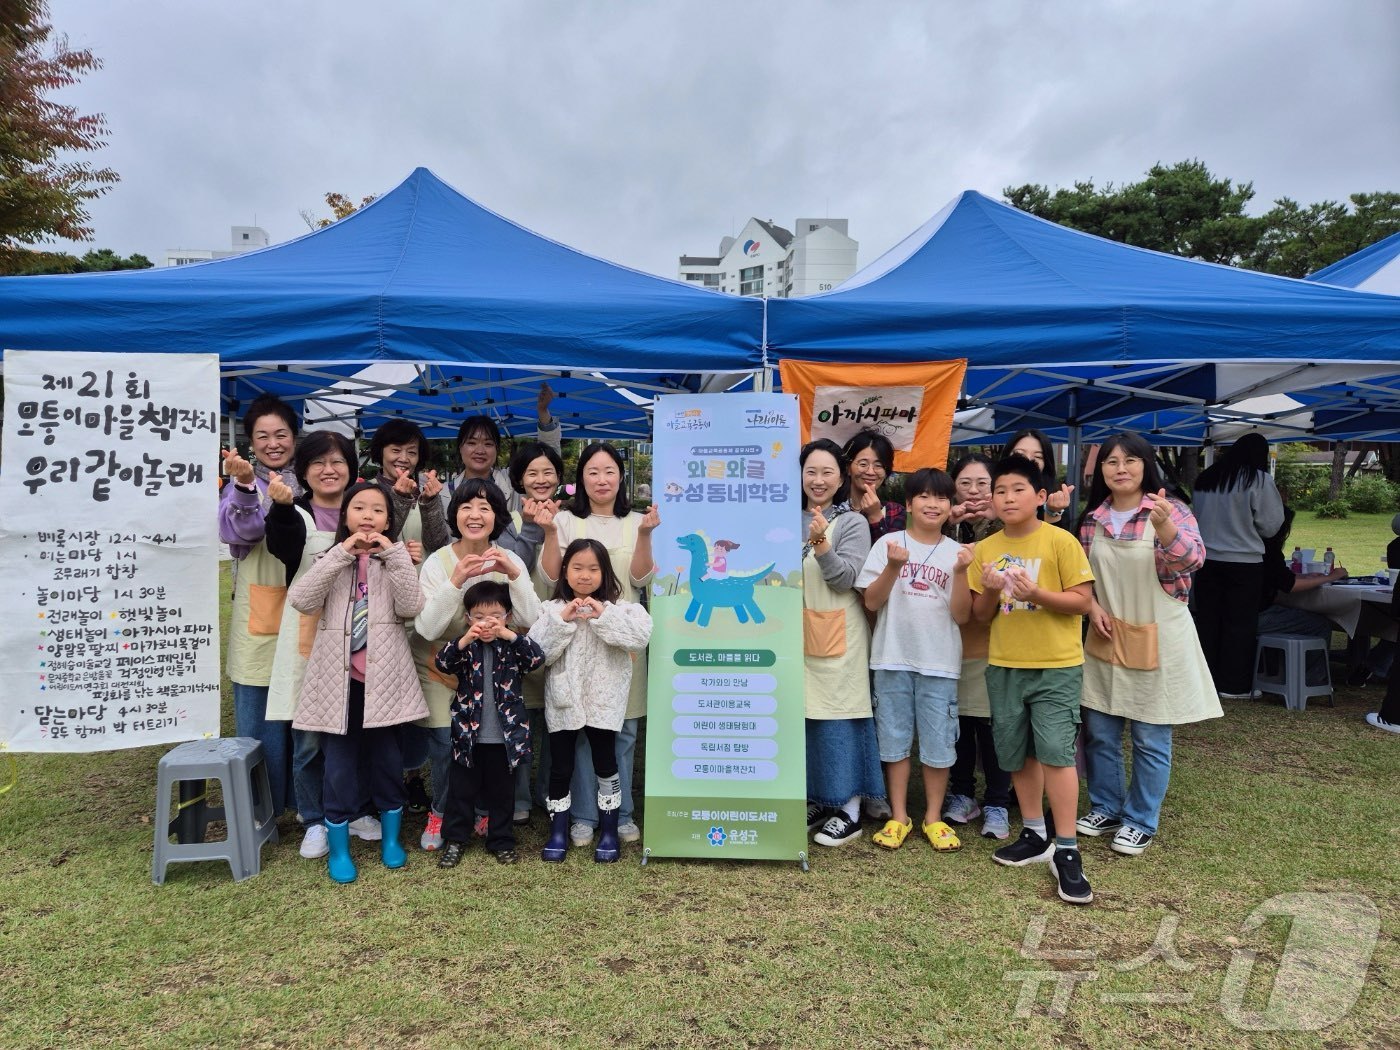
<box><xmin>856</xmin><ymin>467</ymin><xmax>973</xmax><ymax>853</ymax></box>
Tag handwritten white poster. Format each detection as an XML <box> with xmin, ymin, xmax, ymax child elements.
<box><xmin>0</xmin><ymin>351</ymin><xmax>222</xmax><ymax>752</ymax></box>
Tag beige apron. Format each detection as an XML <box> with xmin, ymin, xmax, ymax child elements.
<box><xmin>265</xmin><ymin>507</ymin><xmax>335</xmax><ymax>721</ymax></box>
<box><xmin>1082</xmin><ymin>523</ymin><xmax>1222</xmax><ymax>724</ymax></box>
<box><xmin>575</xmin><ymin>514</ymin><xmax>648</xmax><ymax>721</ymax></box>
<box><xmin>801</xmin><ymin>518</ymin><xmax>872</xmax><ymax>720</ymax></box>
<box><xmin>512</xmin><ymin>510</ymin><xmax>555</xmax><ymax>712</ymax></box>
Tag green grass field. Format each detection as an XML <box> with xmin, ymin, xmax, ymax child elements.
<box><xmin>1</xmin><ymin>566</ymin><xmax>1396</xmax><ymax>1049</ymax></box>
<box><xmin>1289</xmin><ymin>511</ymin><xmax>1396</xmax><ymax>578</ymax></box>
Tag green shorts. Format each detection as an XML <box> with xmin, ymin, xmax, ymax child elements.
<box><xmin>985</xmin><ymin>665</ymin><xmax>1082</xmax><ymax>772</ymax></box>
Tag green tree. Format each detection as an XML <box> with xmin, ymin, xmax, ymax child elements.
<box><xmin>0</xmin><ymin>1</ymin><xmax>119</xmax><ymax>273</ymax></box>
<box><xmin>1005</xmin><ymin>160</ymin><xmax>1400</xmax><ymax>277</ymax></box>
<box><xmin>8</xmin><ymin>248</ymin><xmax>153</xmax><ymax>274</ymax></box>
<box><xmin>1250</xmin><ymin>193</ymin><xmax>1400</xmax><ymax>278</ymax></box>
<box><xmin>1005</xmin><ymin>160</ymin><xmax>1262</xmax><ymax>265</ymax></box>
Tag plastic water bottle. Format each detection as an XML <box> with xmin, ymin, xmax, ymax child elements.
<box><xmin>1323</xmin><ymin>547</ymin><xmax>1335</xmax><ymax>573</ymax></box>
<box><xmin>1290</xmin><ymin>547</ymin><xmax>1303</xmax><ymax>574</ymax></box>
<box><xmin>1378</xmin><ymin>563</ymin><xmax>1390</xmax><ymax>586</ymax></box>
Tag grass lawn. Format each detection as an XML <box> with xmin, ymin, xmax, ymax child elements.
<box><xmin>1287</xmin><ymin>511</ymin><xmax>1396</xmax><ymax>578</ymax></box>
<box><xmin>1</xmin><ymin>569</ymin><xmax>1396</xmax><ymax>1049</ymax></box>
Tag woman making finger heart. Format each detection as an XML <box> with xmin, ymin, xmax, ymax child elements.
<box><xmin>1075</xmin><ymin>431</ymin><xmax>1221</xmax><ymax>858</ymax></box>
<box><xmin>410</xmin><ymin>479</ymin><xmax>544</xmax><ymax>850</ymax></box>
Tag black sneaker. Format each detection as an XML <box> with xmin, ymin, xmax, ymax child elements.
<box><xmin>1051</xmin><ymin>847</ymin><xmax>1094</xmax><ymax>905</ymax></box>
<box><xmin>813</xmin><ymin>813</ymin><xmax>863</xmax><ymax>847</ymax></box>
<box><xmin>992</xmin><ymin>826</ymin><xmax>1054</xmax><ymax>867</ymax></box>
<box><xmin>493</xmin><ymin>848</ymin><xmax>519</xmax><ymax>865</ymax></box>
<box><xmin>806</xmin><ymin>803</ymin><xmax>830</xmax><ymax>832</ymax></box>
<box><xmin>1075</xmin><ymin>811</ymin><xmax>1123</xmax><ymax>837</ymax></box>
<box><xmin>437</xmin><ymin>841</ymin><xmax>466</xmax><ymax>869</ymax></box>
<box><xmin>403</xmin><ymin>774</ymin><xmax>431</xmax><ymax>813</ymax></box>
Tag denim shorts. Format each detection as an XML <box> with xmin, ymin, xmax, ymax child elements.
<box><xmin>873</xmin><ymin>669</ymin><xmax>960</xmax><ymax>768</ymax></box>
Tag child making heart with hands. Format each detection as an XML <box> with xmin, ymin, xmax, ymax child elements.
<box><xmin>287</xmin><ymin>482</ymin><xmax>427</xmax><ymax>883</ymax></box>
<box><xmin>529</xmin><ymin>538</ymin><xmax>652</xmax><ymax>863</ymax></box>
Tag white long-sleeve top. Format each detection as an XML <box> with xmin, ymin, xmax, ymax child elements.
<box><xmin>528</xmin><ymin>599</ymin><xmax>652</xmax><ymax>732</ymax></box>
<box><xmin>414</xmin><ymin>545</ymin><xmax>543</xmax><ymax>645</ymax></box>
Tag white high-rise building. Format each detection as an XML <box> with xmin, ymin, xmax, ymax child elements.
<box><xmin>164</xmin><ymin>226</ymin><xmax>270</xmax><ymax>267</ymax></box>
<box><xmin>678</xmin><ymin>217</ymin><xmax>857</xmax><ymax>298</ymax></box>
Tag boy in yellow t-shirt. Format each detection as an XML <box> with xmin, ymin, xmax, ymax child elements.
<box><xmin>968</xmin><ymin>455</ymin><xmax>1095</xmax><ymax>905</ymax></box>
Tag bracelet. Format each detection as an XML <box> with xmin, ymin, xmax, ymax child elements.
<box><xmin>235</xmin><ymin>481</ymin><xmax>257</xmax><ymax>494</ymax></box>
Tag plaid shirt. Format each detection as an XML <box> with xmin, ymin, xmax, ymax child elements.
<box><xmin>1078</xmin><ymin>495</ymin><xmax>1205</xmax><ymax>603</ymax></box>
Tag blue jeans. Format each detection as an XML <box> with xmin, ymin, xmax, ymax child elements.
<box><xmin>292</xmin><ymin>727</ymin><xmax>324</xmax><ymax>825</ymax></box>
<box><xmin>232</xmin><ymin>682</ymin><xmax>292</xmax><ymax>817</ymax></box>
<box><xmin>1081</xmin><ymin>708</ymin><xmax>1173</xmax><ymax>837</ymax></box>
<box><xmin>514</xmin><ymin>709</ymin><xmax>549</xmax><ymax>814</ymax></box>
<box><xmin>570</xmin><ymin>717</ymin><xmax>639</xmax><ymax>827</ymax></box>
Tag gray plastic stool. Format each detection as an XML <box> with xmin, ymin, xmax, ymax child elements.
<box><xmin>1253</xmin><ymin>633</ymin><xmax>1335</xmax><ymax>712</ymax></box>
<box><xmin>152</xmin><ymin>737</ymin><xmax>280</xmax><ymax>884</ymax></box>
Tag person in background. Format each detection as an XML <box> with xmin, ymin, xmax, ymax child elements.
<box><xmin>218</xmin><ymin>394</ymin><xmax>301</xmax><ymax>818</ymax></box>
<box><xmin>1365</xmin><ymin>578</ymin><xmax>1400</xmax><ymax>734</ymax></box>
<box><xmin>1190</xmin><ymin>433</ymin><xmax>1285</xmax><ymax>699</ymax></box>
<box><xmin>844</xmin><ymin>429</ymin><xmax>905</xmax><ymax>541</ymax></box>
<box><xmin>1001</xmin><ymin>429</ymin><xmax>1075</xmax><ymax>529</ymax></box>
<box><xmin>1257</xmin><ymin>507</ymin><xmax>1348</xmax><ymax>685</ymax></box>
<box><xmin>453</xmin><ymin>382</ymin><xmax>561</xmax><ymax>516</ymax></box>
<box><xmin>1076</xmin><ymin>432</ymin><xmax>1221</xmax><ymax>858</ymax></box>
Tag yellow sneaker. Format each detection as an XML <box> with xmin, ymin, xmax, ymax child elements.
<box><xmin>872</xmin><ymin>818</ymin><xmax>914</xmax><ymax>850</ymax></box>
<box><xmin>921</xmin><ymin>820</ymin><xmax>962</xmax><ymax>851</ymax></box>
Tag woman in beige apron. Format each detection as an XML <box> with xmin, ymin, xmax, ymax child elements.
<box><xmin>800</xmin><ymin>440</ymin><xmax>881</xmax><ymax>848</ymax></box>
<box><xmin>541</xmin><ymin>442</ymin><xmax>657</xmax><ymax>847</ymax></box>
<box><xmin>1077</xmin><ymin>432</ymin><xmax>1222</xmax><ymax>856</ymax></box>
<box><xmin>411</xmin><ymin>478</ymin><xmax>543</xmax><ymax>850</ymax></box>
<box><xmin>263</xmin><ymin>431</ymin><xmax>367</xmax><ymax>859</ymax></box>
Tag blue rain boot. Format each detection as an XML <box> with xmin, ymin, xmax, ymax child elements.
<box><xmin>595</xmin><ymin>776</ymin><xmax>621</xmax><ymax>863</ymax></box>
<box><xmin>542</xmin><ymin>795</ymin><xmax>571</xmax><ymax>862</ymax></box>
<box><xmin>380</xmin><ymin>808</ymin><xmax>406</xmax><ymax>869</ymax></box>
<box><xmin>325</xmin><ymin>820</ymin><xmax>357</xmax><ymax>884</ymax></box>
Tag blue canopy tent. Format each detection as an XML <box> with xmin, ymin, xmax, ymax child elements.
<box><xmin>1309</xmin><ymin>230</ymin><xmax>1400</xmax><ymax>296</ymax></box>
<box><xmin>766</xmin><ymin>191</ymin><xmax>1400</xmax><ymax>446</ymax></box>
<box><xmin>0</xmin><ymin>168</ymin><xmax>764</xmax><ymax>439</ymax></box>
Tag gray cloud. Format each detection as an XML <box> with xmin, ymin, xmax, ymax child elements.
<box><xmin>48</xmin><ymin>0</ymin><xmax>1400</xmax><ymax>276</ymax></box>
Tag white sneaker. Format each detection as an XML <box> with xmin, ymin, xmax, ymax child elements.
<box><xmin>618</xmin><ymin>821</ymin><xmax>641</xmax><ymax>843</ymax></box>
<box><xmin>1366</xmin><ymin>711</ymin><xmax>1400</xmax><ymax>734</ymax></box>
<box><xmin>348</xmin><ymin>815</ymin><xmax>382</xmax><ymax>841</ymax></box>
<box><xmin>569</xmin><ymin>821</ymin><xmax>595</xmax><ymax>846</ymax></box>
<box><xmin>299</xmin><ymin>823</ymin><xmax>329</xmax><ymax>859</ymax></box>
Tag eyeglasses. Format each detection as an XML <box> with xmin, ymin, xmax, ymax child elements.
<box><xmin>309</xmin><ymin>457</ymin><xmax>348</xmax><ymax>469</ymax></box>
<box><xmin>1101</xmin><ymin>456</ymin><xmax>1143</xmax><ymax>469</ymax></box>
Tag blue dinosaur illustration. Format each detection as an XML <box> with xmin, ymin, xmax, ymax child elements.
<box><xmin>676</xmin><ymin>533</ymin><xmax>775</xmax><ymax>627</ymax></box>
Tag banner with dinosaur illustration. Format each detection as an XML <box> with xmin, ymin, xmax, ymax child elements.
<box><xmin>778</xmin><ymin>357</ymin><xmax>967</xmax><ymax>471</ymax></box>
<box><xmin>644</xmin><ymin>393</ymin><xmax>808</xmax><ymax>863</ymax></box>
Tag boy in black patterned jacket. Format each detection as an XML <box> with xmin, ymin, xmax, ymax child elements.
<box><xmin>433</xmin><ymin>580</ymin><xmax>545</xmax><ymax>866</ymax></box>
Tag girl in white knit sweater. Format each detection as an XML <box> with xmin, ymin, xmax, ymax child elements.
<box><xmin>529</xmin><ymin>538</ymin><xmax>651</xmax><ymax>863</ymax></box>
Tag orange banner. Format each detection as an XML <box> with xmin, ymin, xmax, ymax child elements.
<box><xmin>777</xmin><ymin>358</ymin><xmax>967</xmax><ymax>471</ymax></box>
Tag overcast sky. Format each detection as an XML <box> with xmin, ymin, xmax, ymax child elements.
<box><xmin>46</xmin><ymin>0</ymin><xmax>1400</xmax><ymax>277</ymax></box>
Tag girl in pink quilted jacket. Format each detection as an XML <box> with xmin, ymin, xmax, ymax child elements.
<box><xmin>289</xmin><ymin>482</ymin><xmax>428</xmax><ymax>883</ymax></box>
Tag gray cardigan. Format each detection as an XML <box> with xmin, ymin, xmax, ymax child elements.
<box><xmin>802</xmin><ymin>507</ymin><xmax>873</xmax><ymax>591</ymax></box>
